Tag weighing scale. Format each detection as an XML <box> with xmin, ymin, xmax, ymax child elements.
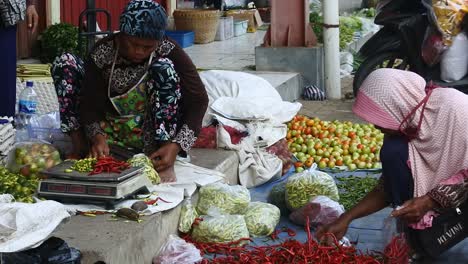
<box><xmin>38</xmin><ymin>160</ymin><xmax>152</xmax><ymax>209</ymax></box>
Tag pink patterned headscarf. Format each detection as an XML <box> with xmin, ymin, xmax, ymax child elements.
<box><xmin>353</xmin><ymin>69</ymin><xmax>468</xmax><ymax>201</ymax></box>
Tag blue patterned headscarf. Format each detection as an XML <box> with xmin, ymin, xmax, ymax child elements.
<box><xmin>120</xmin><ymin>0</ymin><xmax>167</xmax><ymax>40</ymax></box>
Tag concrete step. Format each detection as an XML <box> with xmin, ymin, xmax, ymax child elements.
<box><xmin>52</xmin><ymin>148</ymin><xmax>239</xmax><ymax>264</ymax></box>
<box><xmin>247</xmin><ymin>71</ymin><xmax>303</xmax><ymax>102</ymax></box>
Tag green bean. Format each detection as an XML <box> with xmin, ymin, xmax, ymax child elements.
<box><xmin>285</xmin><ymin>170</ymin><xmax>340</xmax><ymax>210</ymax></box>
<box><xmin>191</xmin><ymin>214</ymin><xmax>250</xmax><ymax>243</ymax></box>
<box><xmin>244</xmin><ymin>202</ymin><xmax>280</xmax><ymax>237</ymax></box>
<box><xmin>128</xmin><ymin>154</ymin><xmax>160</xmax><ymax>184</ymax></box>
<box><xmin>336</xmin><ymin>176</ymin><xmax>378</xmax><ymax>210</ymax></box>
<box><xmin>178</xmin><ymin>198</ymin><xmax>198</xmax><ymax>233</ymax></box>
<box><xmin>197</xmin><ymin>183</ymin><xmax>250</xmax><ymax>215</ymax></box>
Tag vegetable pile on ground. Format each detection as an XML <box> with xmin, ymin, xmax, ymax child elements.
<box><xmin>0</xmin><ymin>166</ymin><xmax>38</xmax><ymax>203</ymax></box>
<box><xmin>286</xmin><ymin>115</ymin><xmax>384</xmax><ymax>172</ymax></box>
<box><xmin>336</xmin><ymin>175</ymin><xmax>379</xmax><ymax>210</ymax></box>
<box><xmin>184</xmin><ymin>218</ymin><xmax>384</xmax><ymax>264</ymax></box>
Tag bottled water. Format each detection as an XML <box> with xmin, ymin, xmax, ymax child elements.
<box><xmin>16</xmin><ymin>81</ymin><xmax>38</xmax><ymax>140</ymax></box>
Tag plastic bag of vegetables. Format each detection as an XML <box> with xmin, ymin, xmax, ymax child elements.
<box><xmin>8</xmin><ymin>142</ymin><xmax>61</xmax><ymax>177</ymax></box>
<box><xmin>191</xmin><ymin>209</ymin><xmax>250</xmax><ymax>243</ymax></box>
<box><xmin>244</xmin><ymin>202</ymin><xmax>280</xmax><ymax>237</ymax></box>
<box><xmin>289</xmin><ymin>196</ymin><xmax>344</xmax><ymax>227</ymax></box>
<box><xmin>197</xmin><ymin>182</ymin><xmax>250</xmax><ymax>215</ymax></box>
<box><xmin>0</xmin><ymin>166</ymin><xmax>38</xmax><ymax>203</ymax></box>
<box><xmin>285</xmin><ymin>164</ymin><xmax>339</xmax><ymax>211</ymax></box>
<box><xmin>178</xmin><ymin>197</ymin><xmax>198</xmax><ymax>234</ymax></box>
<box><xmin>268</xmin><ymin>181</ymin><xmax>290</xmax><ymax>215</ymax></box>
<box><xmin>128</xmin><ymin>154</ymin><xmax>160</xmax><ymax>184</ymax></box>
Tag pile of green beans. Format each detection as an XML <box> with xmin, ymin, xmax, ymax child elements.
<box><xmin>244</xmin><ymin>202</ymin><xmax>280</xmax><ymax>237</ymax></box>
<box><xmin>197</xmin><ymin>183</ymin><xmax>251</xmax><ymax>215</ymax></box>
<box><xmin>0</xmin><ymin>166</ymin><xmax>38</xmax><ymax>203</ymax></box>
<box><xmin>285</xmin><ymin>170</ymin><xmax>340</xmax><ymax>210</ymax></box>
<box><xmin>336</xmin><ymin>176</ymin><xmax>379</xmax><ymax>210</ymax></box>
<box><xmin>191</xmin><ymin>214</ymin><xmax>249</xmax><ymax>243</ymax></box>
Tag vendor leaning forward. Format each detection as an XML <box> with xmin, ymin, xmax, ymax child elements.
<box><xmin>51</xmin><ymin>0</ymin><xmax>208</xmax><ymax>182</ymax></box>
<box><xmin>318</xmin><ymin>69</ymin><xmax>468</xmax><ymax>253</ymax></box>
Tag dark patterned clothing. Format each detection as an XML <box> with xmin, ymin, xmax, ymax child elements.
<box><xmin>379</xmin><ymin>136</ymin><xmax>468</xmax><ymax>210</ymax></box>
<box><xmin>52</xmin><ymin>35</ymin><xmax>208</xmax><ymax>152</ymax></box>
<box><xmin>51</xmin><ymin>53</ymin><xmax>85</xmax><ymax>133</ymax></box>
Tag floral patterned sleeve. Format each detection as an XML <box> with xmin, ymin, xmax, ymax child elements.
<box><xmin>165</xmin><ymin>39</ymin><xmax>209</xmax><ymax>152</ymax></box>
<box><xmin>427</xmin><ymin>169</ymin><xmax>468</xmax><ymax>209</ymax></box>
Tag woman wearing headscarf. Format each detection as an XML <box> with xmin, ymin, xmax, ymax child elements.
<box><xmin>317</xmin><ymin>68</ymin><xmax>468</xmax><ymax>240</ymax></box>
<box><xmin>51</xmin><ymin>0</ymin><xmax>208</xmax><ymax>182</ymax></box>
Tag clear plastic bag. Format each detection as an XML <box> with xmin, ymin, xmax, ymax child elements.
<box><xmin>178</xmin><ymin>197</ymin><xmax>199</xmax><ymax>234</ymax></box>
<box><xmin>7</xmin><ymin>141</ymin><xmax>61</xmax><ymax>177</ymax></box>
<box><xmin>244</xmin><ymin>202</ymin><xmax>280</xmax><ymax>237</ymax></box>
<box><xmin>197</xmin><ymin>182</ymin><xmax>251</xmax><ymax>215</ymax></box>
<box><xmin>191</xmin><ymin>209</ymin><xmax>250</xmax><ymax>243</ymax></box>
<box><xmin>128</xmin><ymin>154</ymin><xmax>160</xmax><ymax>184</ymax></box>
<box><xmin>421</xmin><ymin>25</ymin><xmax>447</xmax><ymax>66</ymax></box>
<box><xmin>268</xmin><ymin>181</ymin><xmax>290</xmax><ymax>215</ymax></box>
<box><xmin>441</xmin><ymin>32</ymin><xmax>468</xmax><ymax>82</ymax></box>
<box><xmin>424</xmin><ymin>0</ymin><xmax>468</xmax><ymax>46</ymax></box>
<box><xmin>382</xmin><ymin>211</ymin><xmax>410</xmax><ymax>263</ymax></box>
<box><xmin>289</xmin><ymin>196</ymin><xmax>344</xmax><ymax>227</ymax></box>
<box><xmin>153</xmin><ymin>235</ymin><xmax>202</xmax><ymax>264</ymax></box>
<box><xmin>285</xmin><ymin>165</ymin><xmax>339</xmax><ymax>211</ymax></box>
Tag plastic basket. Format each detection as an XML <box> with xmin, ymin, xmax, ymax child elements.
<box><xmin>234</xmin><ymin>20</ymin><xmax>248</xmax><ymax>37</ymax></box>
<box><xmin>215</xmin><ymin>16</ymin><xmax>234</xmax><ymax>41</ymax></box>
<box><xmin>166</xmin><ymin>30</ymin><xmax>195</xmax><ymax>48</ymax></box>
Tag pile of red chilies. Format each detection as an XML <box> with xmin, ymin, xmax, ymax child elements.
<box><xmin>89</xmin><ymin>157</ymin><xmax>130</xmax><ymax>175</ymax></box>
<box><xmin>184</xmin><ymin>217</ymin><xmax>386</xmax><ymax>264</ymax></box>
<box><xmin>384</xmin><ymin>234</ymin><xmax>410</xmax><ymax>264</ymax></box>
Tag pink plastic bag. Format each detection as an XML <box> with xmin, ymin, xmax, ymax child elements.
<box><xmin>153</xmin><ymin>235</ymin><xmax>202</xmax><ymax>264</ymax></box>
<box><xmin>289</xmin><ymin>196</ymin><xmax>344</xmax><ymax>227</ymax></box>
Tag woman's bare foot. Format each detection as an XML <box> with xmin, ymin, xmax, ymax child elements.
<box><xmin>158</xmin><ymin>165</ymin><xmax>176</xmax><ymax>183</ymax></box>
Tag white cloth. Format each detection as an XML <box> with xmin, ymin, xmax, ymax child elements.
<box><xmin>211</xmin><ymin>97</ymin><xmax>302</xmax><ymax>124</ymax></box>
<box><xmin>64</xmin><ymin>161</ymin><xmax>225</xmax><ymax>214</ymax></box>
<box><xmin>217</xmin><ymin>126</ymin><xmax>283</xmax><ymax>188</ymax></box>
<box><xmin>199</xmin><ymin>70</ymin><xmax>288</xmax><ymax>127</ymax></box>
<box><xmin>0</xmin><ymin>199</ymin><xmax>72</xmax><ymax>253</ymax></box>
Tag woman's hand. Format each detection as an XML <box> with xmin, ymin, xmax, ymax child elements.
<box><xmin>90</xmin><ymin>134</ymin><xmax>109</xmax><ymax>158</ymax></box>
<box><xmin>391</xmin><ymin>195</ymin><xmax>438</xmax><ymax>223</ymax></box>
<box><xmin>26</xmin><ymin>5</ymin><xmax>39</xmax><ymax>33</ymax></box>
<box><xmin>316</xmin><ymin>215</ymin><xmax>351</xmax><ymax>244</ymax></box>
<box><xmin>149</xmin><ymin>142</ymin><xmax>180</xmax><ymax>172</ymax></box>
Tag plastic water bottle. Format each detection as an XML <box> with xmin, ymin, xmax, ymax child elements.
<box><xmin>16</xmin><ymin>81</ymin><xmax>38</xmax><ymax>140</ymax></box>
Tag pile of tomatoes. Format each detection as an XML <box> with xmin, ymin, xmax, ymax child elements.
<box><xmin>286</xmin><ymin>115</ymin><xmax>384</xmax><ymax>172</ymax></box>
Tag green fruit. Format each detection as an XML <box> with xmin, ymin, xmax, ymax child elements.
<box><xmin>318</xmin><ymin>161</ymin><xmax>327</xmax><ymax>169</ymax></box>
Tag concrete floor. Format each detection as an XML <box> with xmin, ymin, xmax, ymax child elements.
<box><xmin>185</xmin><ymin>30</ymin><xmax>266</xmax><ymax>71</ymax></box>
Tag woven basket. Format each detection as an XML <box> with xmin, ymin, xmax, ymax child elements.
<box><xmin>173</xmin><ymin>9</ymin><xmax>221</xmax><ymax>44</ymax></box>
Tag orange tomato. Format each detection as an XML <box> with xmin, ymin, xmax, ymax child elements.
<box><xmin>294</xmin><ymin>162</ymin><xmax>303</xmax><ymax>168</ymax></box>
